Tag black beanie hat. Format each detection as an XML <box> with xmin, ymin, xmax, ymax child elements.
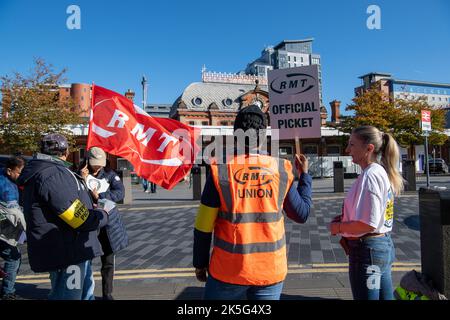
<box><xmin>41</xmin><ymin>133</ymin><xmax>69</xmax><ymax>155</ymax></box>
<box><xmin>233</xmin><ymin>105</ymin><xmax>267</xmax><ymax>132</ymax></box>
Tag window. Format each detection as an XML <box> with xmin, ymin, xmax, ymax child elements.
<box><xmin>117</xmin><ymin>158</ymin><xmax>134</xmax><ymax>171</ymax></box>
<box><xmin>202</xmin><ymin>121</ymin><xmax>208</xmax><ymax>126</ymax></box>
<box><xmin>279</xmin><ymin>147</ymin><xmax>293</xmax><ymax>156</ymax></box>
<box><xmin>189</xmin><ymin>121</ymin><xmax>195</xmax><ymax>125</ymax></box>
<box><xmin>193</xmin><ymin>97</ymin><xmax>202</xmax><ymax>106</ymax></box>
<box><xmin>223</xmin><ymin>98</ymin><xmax>233</xmax><ymax>107</ymax></box>
<box><xmin>327</xmin><ymin>146</ymin><xmax>340</xmax><ymax>155</ymax></box>
<box><xmin>301</xmin><ymin>57</ymin><xmax>304</xmax><ymax>63</ymax></box>
<box><xmin>303</xmin><ymin>145</ymin><xmax>318</xmax><ymax>155</ymax></box>
<box><xmin>79</xmin><ymin>147</ymin><xmax>86</xmax><ymax>160</ymax></box>
<box><xmin>220</xmin><ymin>121</ymin><xmax>229</xmax><ymax>126</ymax></box>
<box><xmin>294</xmin><ymin>56</ymin><xmax>297</xmax><ymax>62</ymax></box>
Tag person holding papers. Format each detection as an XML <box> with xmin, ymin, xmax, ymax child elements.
<box><xmin>80</xmin><ymin>147</ymin><xmax>129</xmax><ymax>300</ymax></box>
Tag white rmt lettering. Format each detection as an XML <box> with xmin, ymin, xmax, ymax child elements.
<box><xmin>66</xmin><ymin>5</ymin><xmax>81</xmax><ymax>30</ymax></box>
<box><xmin>66</xmin><ymin>265</ymin><xmax>81</xmax><ymax>290</ymax></box>
<box><xmin>107</xmin><ymin>110</ymin><xmax>129</xmax><ymax>128</ymax></box>
<box><xmin>366</xmin><ymin>5</ymin><xmax>381</xmax><ymax>30</ymax></box>
<box><xmin>157</xmin><ymin>133</ymin><xmax>178</xmax><ymax>152</ymax></box>
<box><xmin>131</xmin><ymin>124</ymin><xmax>156</xmax><ymax>147</ymax></box>
<box><xmin>366</xmin><ymin>265</ymin><xmax>381</xmax><ymax>290</ymax></box>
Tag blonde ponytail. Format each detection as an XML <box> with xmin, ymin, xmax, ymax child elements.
<box><xmin>380</xmin><ymin>133</ymin><xmax>404</xmax><ymax>195</ymax></box>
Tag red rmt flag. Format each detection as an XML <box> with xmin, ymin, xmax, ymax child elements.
<box><xmin>87</xmin><ymin>85</ymin><xmax>201</xmax><ymax>190</ymax></box>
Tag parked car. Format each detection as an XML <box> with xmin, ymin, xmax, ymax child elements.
<box><xmin>427</xmin><ymin>158</ymin><xmax>449</xmax><ymax>174</ymax></box>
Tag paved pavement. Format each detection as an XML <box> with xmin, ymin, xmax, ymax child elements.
<box><xmin>8</xmin><ymin>175</ymin><xmax>449</xmax><ymax>300</ymax></box>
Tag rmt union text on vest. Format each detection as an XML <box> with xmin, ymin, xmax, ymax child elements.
<box><xmin>238</xmin><ymin>188</ymin><xmax>273</xmax><ymax>198</ymax></box>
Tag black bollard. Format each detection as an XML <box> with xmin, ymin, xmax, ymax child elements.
<box><xmin>418</xmin><ymin>187</ymin><xmax>450</xmax><ymax>298</ymax></box>
<box><xmin>402</xmin><ymin>160</ymin><xmax>417</xmax><ymax>191</ymax></box>
<box><xmin>333</xmin><ymin>161</ymin><xmax>344</xmax><ymax>193</ymax></box>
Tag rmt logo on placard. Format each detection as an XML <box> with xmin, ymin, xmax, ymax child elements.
<box><xmin>270</xmin><ymin>73</ymin><xmax>317</xmax><ymax>95</ymax></box>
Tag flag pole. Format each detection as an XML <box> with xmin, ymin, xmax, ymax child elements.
<box><xmin>90</xmin><ymin>82</ymin><xmax>95</xmax><ymax>111</ymax></box>
<box><xmin>87</xmin><ymin>82</ymin><xmax>95</xmax><ymax>149</ymax></box>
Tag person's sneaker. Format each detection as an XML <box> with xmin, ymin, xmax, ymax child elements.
<box><xmin>102</xmin><ymin>294</ymin><xmax>114</xmax><ymax>300</ymax></box>
<box><xmin>145</xmin><ymin>190</ymin><xmax>150</xmax><ymax>193</ymax></box>
<box><xmin>1</xmin><ymin>293</ymin><xmax>23</xmax><ymax>300</ymax></box>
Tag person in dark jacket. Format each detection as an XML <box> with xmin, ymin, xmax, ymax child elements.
<box><xmin>79</xmin><ymin>147</ymin><xmax>128</xmax><ymax>300</ymax></box>
<box><xmin>0</xmin><ymin>156</ymin><xmax>25</xmax><ymax>300</ymax></box>
<box><xmin>17</xmin><ymin>134</ymin><xmax>110</xmax><ymax>300</ymax></box>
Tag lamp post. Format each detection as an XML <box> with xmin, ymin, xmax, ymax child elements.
<box><xmin>321</xmin><ymin>137</ymin><xmax>326</xmax><ymax>178</ymax></box>
<box><xmin>424</xmin><ymin>132</ymin><xmax>430</xmax><ymax>188</ymax></box>
<box><xmin>141</xmin><ymin>75</ymin><xmax>148</xmax><ymax>109</ymax></box>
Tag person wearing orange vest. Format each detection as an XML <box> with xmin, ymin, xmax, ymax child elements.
<box><xmin>193</xmin><ymin>105</ymin><xmax>312</xmax><ymax>300</ymax></box>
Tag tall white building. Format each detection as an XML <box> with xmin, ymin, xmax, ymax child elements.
<box><xmin>244</xmin><ymin>39</ymin><xmax>323</xmax><ymax>107</ymax></box>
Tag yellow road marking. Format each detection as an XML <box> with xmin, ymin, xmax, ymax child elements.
<box><xmin>126</xmin><ymin>205</ymin><xmax>198</xmax><ymax>211</ymax></box>
<box><xmin>307</xmin><ymin>262</ymin><xmax>420</xmax><ymax>268</ymax></box>
<box><xmin>15</xmin><ymin>264</ymin><xmax>421</xmax><ymax>284</ymax></box>
<box><xmin>16</xmin><ymin>267</ymin><xmax>196</xmax><ymax>280</ymax></box>
<box><xmin>17</xmin><ymin>263</ymin><xmax>421</xmax><ymax>280</ymax></box>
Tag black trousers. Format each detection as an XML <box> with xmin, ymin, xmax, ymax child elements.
<box><xmin>99</xmin><ymin>228</ymin><xmax>115</xmax><ymax>297</ymax></box>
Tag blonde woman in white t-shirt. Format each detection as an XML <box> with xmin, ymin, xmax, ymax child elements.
<box><xmin>329</xmin><ymin>126</ymin><xmax>404</xmax><ymax>300</ymax></box>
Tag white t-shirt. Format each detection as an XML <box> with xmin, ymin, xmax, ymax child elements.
<box><xmin>341</xmin><ymin>163</ymin><xmax>394</xmax><ymax>238</ymax></box>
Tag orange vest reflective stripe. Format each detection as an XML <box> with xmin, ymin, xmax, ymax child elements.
<box><xmin>209</xmin><ymin>154</ymin><xmax>294</xmax><ymax>286</ymax></box>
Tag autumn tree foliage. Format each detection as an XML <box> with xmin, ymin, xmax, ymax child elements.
<box><xmin>0</xmin><ymin>58</ymin><xmax>84</xmax><ymax>154</ymax></box>
<box><xmin>339</xmin><ymin>89</ymin><xmax>447</xmax><ymax>159</ymax></box>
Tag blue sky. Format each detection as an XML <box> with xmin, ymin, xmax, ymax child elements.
<box><xmin>0</xmin><ymin>0</ymin><xmax>449</xmax><ymax>117</ymax></box>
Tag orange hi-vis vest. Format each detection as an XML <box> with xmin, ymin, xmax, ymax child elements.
<box><xmin>209</xmin><ymin>154</ymin><xmax>294</xmax><ymax>286</ymax></box>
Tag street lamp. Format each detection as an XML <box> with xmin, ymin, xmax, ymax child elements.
<box><xmin>321</xmin><ymin>136</ymin><xmax>326</xmax><ymax>178</ymax></box>
<box><xmin>141</xmin><ymin>75</ymin><xmax>148</xmax><ymax>109</ymax></box>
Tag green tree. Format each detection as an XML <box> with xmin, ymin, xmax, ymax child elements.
<box><xmin>339</xmin><ymin>89</ymin><xmax>447</xmax><ymax>160</ymax></box>
<box><xmin>0</xmin><ymin>58</ymin><xmax>84</xmax><ymax>154</ymax></box>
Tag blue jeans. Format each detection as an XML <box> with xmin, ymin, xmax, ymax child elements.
<box><xmin>142</xmin><ymin>179</ymin><xmax>148</xmax><ymax>191</ymax></box>
<box><xmin>48</xmin><ymin>260</ymin><xmax>95</xmax><ymax>300</ymax></box>
<box><xmin>0</xmin><ymin>241</ymin><xmax>21</xmax><ymax>295</ymax></box>
<box><xmin>204</xmin><ymin>276</ymin><xmax>284</xmax><ymax>300</ymax></box>
<box><xmin>347</xmin><ymin>234</ymin><xmax>395</xmax><ymax>300</ymax></box>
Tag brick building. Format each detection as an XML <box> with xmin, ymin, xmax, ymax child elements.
<box><xmin>170</xmin><ymin>70</ymin><xmax>346</xmax><ymax>174</ymax></box>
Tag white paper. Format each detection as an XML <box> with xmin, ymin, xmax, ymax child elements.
<box><xmin>97</xmin><ymin>198</ymin><xmax>116</xmax><ymax>213</ymax></box>
<box><xmin>86</xmin><ymin>175</ymin><xmax>110</xmax><ymax>193</ymax></box>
